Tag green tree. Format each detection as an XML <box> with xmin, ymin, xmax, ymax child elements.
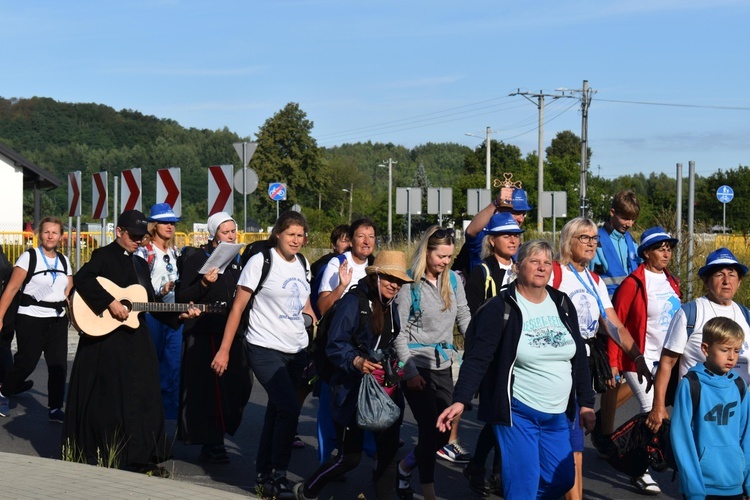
<box><xmin>252</xmin><ymin>103</ymin><xmax>327</xmax><ymax>225</ymax></box>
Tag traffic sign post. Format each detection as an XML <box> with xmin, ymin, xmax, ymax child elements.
<box><xmin>268</xmin><ymin>182</ymin><xmax>287</xmax><ymax>220</ymax></box>
<box><xmin>68</xmin><ymin>171</ymin><xmax>82</xmax><ymax>270</ymax></box>
<box><xmin>234</xmin><ymin>142</ymin><xmax>258</xmax><ymax>232</ymax></box>
<box><xmin>396</xmin><ymin>187</ymin><xmax>422</xmax><ymax>246</ymax></box>
<box><xmin>208</xmin><ymin>165</ymin><xmax>234</xmax><ymax>216</ymax></box>
<box><xmin>156</xmin><ymin>168</ymin><xmax>182</xmax><ymax>217</ymax></box>
<box><xmin>427</xmin><ymin>187</ymin><xmax>453</xmax><ymax>227</ymax></box>
<box><xmin>717</xmin><ymin>185</ymin><xmax>734</xmax><ymax>234</ymax></box>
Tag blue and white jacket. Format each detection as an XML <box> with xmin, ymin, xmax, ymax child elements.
<box><xmin>671</xmin><ymin>363</ymin><xmax>750</xmax><ymax>499</ymax></box>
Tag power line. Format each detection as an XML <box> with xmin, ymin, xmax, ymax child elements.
<box><xmin>595</xmin><ymin>98</ymin><xmax>750</xmax><ymax>111</ymax></box>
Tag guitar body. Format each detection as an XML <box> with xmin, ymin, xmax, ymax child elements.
<box><xmin>70</xmin><ymin>278</ymin><xmax>148</xmax><ymax>336</ymax></box>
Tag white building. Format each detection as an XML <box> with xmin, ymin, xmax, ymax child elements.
<box><xmin>0</xmin><ymin>142</ymin><xmax>61</xmax><ymax>233</ymax></box>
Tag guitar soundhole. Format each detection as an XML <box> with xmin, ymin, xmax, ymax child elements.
<box><xmin>121</xmin><ymin>300</ymin><xmax>133</xmax><ymax>312</ymax></box>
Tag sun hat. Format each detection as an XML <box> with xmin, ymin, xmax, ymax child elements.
<box><xmin>698</xmin><ymin>247</ymin><xmax>748</xmax><ymax>278</ymax></box>
<box><xmin>637</xmin><ymin>226</ymin><xmax>679</xmax><ymax>259</ymax></box>
<box><xmin>147</xmin><ymin>203</ymin><xmax>180</xmax><ymax>223</ymax></box>
<box><xmin>365</xmin><ymin>251</ymin><xmax>413</xmax><ymax>283</ymax></box>
<box><xmin>206</xmin><ymin>212</ymin><xmax>236</xmax><ymax>240</ymax></box>
<box><xmin>484</xmin><ymin>212</ymin><xmax>524</xmax><ymax>236</ymax></box>
<box><xmin>117</xmin><ymin>210</ymin><xmax>149</xmax><ymax>238</ymax></box>
<box><xmin>512</xmin><ymin>188</ymin><xmax>532</xmax><ymax>211</ymax></box>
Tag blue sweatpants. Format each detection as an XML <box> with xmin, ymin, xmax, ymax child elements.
<box><xmin>145</xmin><ymin>313</ymin><xmax>183</xmax><ymax>419</ymax></box>
<box><xmin>494</xmin><ymin>398</ymin><xmax>574</xmax><ymax>500</ymax></box>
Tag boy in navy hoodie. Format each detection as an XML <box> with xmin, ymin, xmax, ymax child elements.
<box><xmin>671</xmin><ymin>317</ymin><xmax>750</xmax><ymax>500</ymax></box>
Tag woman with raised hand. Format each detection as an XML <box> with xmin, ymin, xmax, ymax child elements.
<box><xmin>294</xmin><ymin>251</ymin><xmax>413</xmax><ymax>500</ymax></box>
<box><xmin>438</xmin><ymin>240</ymin><xmax>595</xmax><ymax>499</ymax></box>
<box><xmin>211</xmin><ymin>210</ymin><xmax>314</xmax><ymax>500</ymax></box>
<box><xmin>393</xmin><ymin>226</ymin><xmax>471</xmax><ymax>500</ymax></box>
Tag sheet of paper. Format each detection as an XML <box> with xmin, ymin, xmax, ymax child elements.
<box><xmin>198</xmin><ymin>242</ymin><xmax>244</xmax><ymax>274</ymax></box>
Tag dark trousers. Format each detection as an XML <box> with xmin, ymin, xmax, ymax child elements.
<box><xmin>4</xmin><ymin>314</ymin><xmax>67</xmax><ymax>408</ymax></box>
<box><xmin>247</xmin><ymin>343</ymin><xmax>307</xmax><ymax>475</ymax></box>
<box><xmin>403</xmin><ymin>366</ymin><xmax>453</xmax><ymax>484</ymax></box>
<box><xmin>305</xmin><ymin>416</ymin><xmax>400</xmax><ymax>499</ymax></box>
<box><xmin>471</xmin><ymin>422</ymin><xmax>501</xmax><ymax>472</ymax></box>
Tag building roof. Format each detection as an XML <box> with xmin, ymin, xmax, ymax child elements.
<box><xmin>0</xmin><ymin>142</ymin><xmax>61</xmax><ymax>189</ymax></box>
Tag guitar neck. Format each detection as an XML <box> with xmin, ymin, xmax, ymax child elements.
<box><xmin>132</xmin><ymin>302</ymin><xmax>208</xmax><ymax>314</ymax></box>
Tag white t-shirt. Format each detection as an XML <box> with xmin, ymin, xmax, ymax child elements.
<box><xmin>513</xmin><ymin>293</ymin><xmax>576</xmax><ymax>413</ymax></box>
<box><xmin>643</xmin><ymin>270</ymin><xmax>681</xmax><ymax>366</ymax></box>
<box><xmin>663</xmin><ymin>296</ymin><xmax>750</xmax><ymax>383</ymax></box>
<box><xmin>317</xmin><ymin>250</ymin><xmax>368</xmax><ymax>295</ymax></box>
<box><xmin>552</xmin><ymin>265</ymin><xmax>613</xmax><ymax>340</ymax></box>
<box><xmin>16</xmin><ymin>248</ymin><xmax>72</xmax><ymax>318</ymax></box>
<box><xmin>498</xmin><ymin>262</ymin><xmax>514</xmax><ymax>292</ymax></box>
<box><xmin>239</xmin><ymin>250</ymin><xmax>311</xmax><ymax>354</ymax></box>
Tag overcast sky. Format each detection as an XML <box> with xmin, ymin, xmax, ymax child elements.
<box><xmin>3</xmin><ymin>0</ymin><xmax>749</xmax><ymax>179</ymax></box>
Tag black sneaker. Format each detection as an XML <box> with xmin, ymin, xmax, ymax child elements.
<box><xmin>488</xmin><ymin>473</ymin><xmax>503</xmax><ymax>496</ymax></box>
<box><xmin>463</xmin><ymin>463</ymin><xmax>490</xmax><ymax>497</ymax></box>
<box><xmin>272</xmin><ymin>475</ymin><xmax>295</xmax><ymax>500</ymax></box>
<box><xmin>48</xmin><ymin>408</ymin><xmax>65</xmax><ymax>423</ymax></box>
<box><xmin>256</xmin><ymin>473</ymin><xmax>273</xmax><ymax>499</ymax></box>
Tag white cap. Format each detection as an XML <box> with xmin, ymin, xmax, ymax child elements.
<box><xmin>207</xmin><ymin>212</ymin><xmax>236</xmax><ymax>240</ymax></box>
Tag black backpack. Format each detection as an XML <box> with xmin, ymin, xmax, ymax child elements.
<box><xmin>310</xmin><ymin>286</ymin><xmax>370</xmax><ymax>384</ymax></box>
<box><xmin>14</xmin><ymin>248</ymin><xmax>69</xmax><ymax>317</ymax></box>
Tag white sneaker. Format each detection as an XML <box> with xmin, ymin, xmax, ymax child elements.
<box><xmin>630</xmin><ymin>471</ymin><xmax>661</xmax><ymax>495</ymax></box>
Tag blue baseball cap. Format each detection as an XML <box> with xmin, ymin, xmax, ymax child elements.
<box><xmin>485</xmin><ymin>212</ymin><xmax>524</xmax><ymax>235</ymax></box>
<box><xmin>698</xmin><ymin>247</ymin><xmax>748</xmax><ymax>278</ymax></box>
<box><xmin>512</xmin><ymin>189</ymin><xmax>532</xmax><ymax>211</ymax></box>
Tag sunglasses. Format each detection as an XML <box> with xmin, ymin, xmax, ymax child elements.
<box><xmin>157</xmin><ymin>221</ymin><xmax>176</xmax><ymax>226</ymax></box>
<box><xmin>430</xmin><ymin>228</ymin><xmax>455</xmax><ymax>241</ymax></box>
<box><xmin>163</xmin><ymin>254</ymin><xmax>174</xmax><ymax>273</ymax></box>
<box><xmin>125</xmin><ymin>230</ymin><xmax>145</xmax><ymax>242</ymax></box>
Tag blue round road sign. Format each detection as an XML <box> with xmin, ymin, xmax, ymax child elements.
<box><xmin>268</xmin><ymin>182</ymin><xmax>287</xmax><ymax>201</ymax></box>
<box><xmin>717</xmin><ymin>185</ymin><xmax>734</xmax><ymax>204</ymax></box>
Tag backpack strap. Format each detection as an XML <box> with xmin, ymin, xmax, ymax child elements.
<box><xmin>740</xmin><ymin>304</ymin><xmax>750</xmax><ymax>328</ymax></box>
<box><xmin>686</xmin><ymin>370</ymin><xmax>747</xmax><ymax>417</ymax></box>
<box><xmin>682</xmin><ymin>301</ymin><xmax>698</xmax><ymax>337</ymax></box>
<box><xmin>552</xmin><ymin>261</ymin><xmax>562</xmax><ymax>289</ymax></box>
<box><xmin>480</xmin><ymin>262</ymin><xmax>496</xmax><ymax>302</ymax></box>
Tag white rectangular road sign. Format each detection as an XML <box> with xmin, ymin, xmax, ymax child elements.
<box><xmin>396</xmin><ymin>187</ymin><xmax>422</xmax><ymax>215</ymax></box>
<box><xmin>466</xmin><ymin>189</ymin><xmax>491</xmax><ymax>216</ymax></box>
<box><xmin>541</xmin><ymin>191</ymin><xmax>567</xmax><ymax>218</ymax></box>
<box><xmin>427</xmin><ymin>188</ymin><xmax>453</xmax><ymax>215</ymax></box>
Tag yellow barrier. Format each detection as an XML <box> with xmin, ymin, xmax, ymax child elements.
<box><xmin>0</xmin><ymin>231</ymin><xmax>273</xmax><ymax>272</ymax></box>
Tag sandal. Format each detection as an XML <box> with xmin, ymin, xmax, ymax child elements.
<box><xmin>396</xmin><ymin>469</ymin><xmax>414</xmax><ymax>500</ymax></box>
<box><xmin>630</xmin><ymin>472</ymin><xmax>661</xmax><ymax>495</ymax></box>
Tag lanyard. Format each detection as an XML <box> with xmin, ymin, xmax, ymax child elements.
<box><xmin>39</xmin><ymin>247</ymin><xmax>59</xmax><ymax>284</ymax></box>
<box><xmin>567</xmin><ymin>263</ymin><xmax>607</xmax><ymax>319</ymax></box>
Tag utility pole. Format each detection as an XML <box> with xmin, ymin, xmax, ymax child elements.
<box><xmin>465</xmin><ymin>128</ymin><xmax>498</xmax><ymax>190</ymax></box>
<box><xmin>578</xmin><ymin>80</ymin><xmax>594</xmax><ymax>217</ymax></box>
<box><xmin>509</xmin><ymin>89</ymin><xmax>563</xmax><ymax>232</ymax></box>
<box><xmin>556</xmin><ymin>80</ymin><xmax>597</xmax><ymax>217</ymax></box>
<box><xmin>378</xmin><ymin>158</ymin><xmax>397</xmax><ymax>242</ymax></box>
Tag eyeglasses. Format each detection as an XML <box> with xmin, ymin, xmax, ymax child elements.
<box><xmin>576</xmin><ymin>234</ymin><xmax>600</xmax><ymax>244</ymax></box>
<box><xmin>430</xmin><ymin>228</ymin><xmax>455</xmax><ymax>241</ymax></box>
<box><xmin>163</xmin><ymin>254</ymin><xmax>174</xmax><ymax>273</ymax></box>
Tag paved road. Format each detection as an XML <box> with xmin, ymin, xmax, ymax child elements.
<box><xmin>0</xmin><ymin>328</ymin><xmax>681</xmax><ymax>498</ymax></box>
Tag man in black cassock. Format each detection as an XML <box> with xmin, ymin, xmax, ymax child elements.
<box><xmin>63</xmin><ymin>210</ymin><xmax>194</xmax><ymax>475</ymax></box>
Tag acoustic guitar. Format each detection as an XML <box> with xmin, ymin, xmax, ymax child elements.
<box><xmin>70</xmin><ymin>277</ymin><xmax>226</xmax><ymax>337</ymax></box>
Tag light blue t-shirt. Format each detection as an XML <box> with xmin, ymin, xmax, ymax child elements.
<box><xmin>513</xmin><ymin>293</ymin><xmax>577</xmax><ymax>413</ymax></box>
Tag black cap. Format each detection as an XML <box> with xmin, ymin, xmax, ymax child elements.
<box><xmin>118</xmin><ymin>210</ymin><xmax>149</xmax><ymax>237</ymax></box>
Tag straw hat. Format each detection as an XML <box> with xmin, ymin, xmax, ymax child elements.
<box><xmin>365</xmin><ymin>251</ymin><xmax>413</xmax><ymax>283</ymax></box>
